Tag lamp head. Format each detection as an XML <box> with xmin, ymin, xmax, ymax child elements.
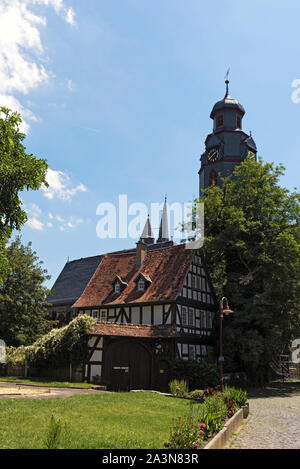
<box><xmin>223</xmin><ymin>306</ymin><xmax>233</xmax><ymax>316</ymax></box>
<box><xmin>219</xmin><ymin>297</ymin><xmax>234</xmax><ymax>316</ymax></box>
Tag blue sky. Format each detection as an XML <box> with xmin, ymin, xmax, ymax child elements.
<box><xmin>1</xmin><ymin>0</ymin><xmax>300</xmax><ymax>288</ymax></box>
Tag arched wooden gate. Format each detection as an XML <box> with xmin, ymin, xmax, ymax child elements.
<box><xmin>104</xmin><ymin>339</ymin><xmax>152</xmax><ymax>391</ymax></box>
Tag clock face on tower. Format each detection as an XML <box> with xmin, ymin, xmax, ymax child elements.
<box><xmin>207</xmin><ymin>148</ymin><xmax>219</xmax><ymax>162</ymax></box>
<box><xmin>246</xmin><ymin>150</ymin><xmax>256</xmax><ymax>161</ymax></box>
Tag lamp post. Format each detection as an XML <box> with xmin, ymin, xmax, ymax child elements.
<box><xmin>219</xmin><ymin>297</ymin><xmax>233</xmax><ymax>392</ymax></box>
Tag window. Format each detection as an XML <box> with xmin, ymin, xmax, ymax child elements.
<box><xmin>137</xmin><ymin>278</ymin><xmax>145</xmax><ymax>291</ymax></box>
<box><xmin>115</xmin><ymin>282</ymin><xmax>121</xmax><ymax>294</ymax></box>
<box><xmin>92</xmin><ymin>310</ymin><xmax>98</xmax><ymax>319</ymax></box>
<box><xmin>189</xmin><ymin>345</ymin><xmax>195</xmax><ymax>360</ymax></box>
<box><xmin>100</xmin><ymin>310</ymin><xmax>107</xmax><ymax>322</ymax></box>
<box><xmin>217</xmin><ymin>114</ymin><xmax>223</xmax><ymax>127</ymax></box>
<box><xmin>188</xmin><ymin>308</ymin><xmax>195</xmax><ymax>326</ymax></box>
<box><xmin>182</xmin><ymin>307</ymin><xmax>188</xmax><ymax>325</ymax></box>
<box><xmin>206</xmin><ymin>311</ymin><xmax>212</xmax><ymax>329</ymax></box>
<box><xmin>237</xmin><ymin>115</ymin><xmax>241</xmax><ymax>129</ymax></box>
<box><xmin>209</xmin><ymin>170</ymin><xmax>218</xmax><ymax>186</ymax></box>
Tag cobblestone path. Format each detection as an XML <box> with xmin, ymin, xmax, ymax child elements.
<box><xmin>227</xmin><ymin>382</ymin><xmax>300</xmax><ymax>449</ymax></box>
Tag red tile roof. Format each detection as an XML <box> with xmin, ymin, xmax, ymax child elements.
<box><xmin>73</xmin><ymin>244</ymin><xmax>194</xmax><ymax>308</ymax></box>
<box><xmin>92</xmin><ymin>322</ymin><xmax>179</xmax><ymax>338</ymax></box>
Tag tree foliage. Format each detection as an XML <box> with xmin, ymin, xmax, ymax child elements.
<box><xmin>0</xmin><ymin>237</ymin><xmax>54</xmax><ymax>346</ymax></box>
<box><xmin>190</xmin><ymin>159</ymin><xmax>300</xmax><ymax>384</ymax></box>
<box><xmin>0</xmin><ymin>107</ymin><xmax>48</xmax><ymax>283</ymax></box>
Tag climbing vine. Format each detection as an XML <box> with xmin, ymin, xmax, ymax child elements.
<box><xmin>6</xmin><ymin>315</ymin><xmax>96</xmax><ymax>367</ymax></box>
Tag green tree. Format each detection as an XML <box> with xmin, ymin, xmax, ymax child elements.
<box><xmin>0</xmin><ymin>237</ymin><xmax>53</xmax><ymax>346</ymax></box>
<box><xmin>189</xmin><ymin>159</ymin><xmax>300</xmax><ymax>385</ymax></box>
<box><xmin>0</xmin><ymin>107</ymin><xmax>48</xmax><ymax>283</ymax></box>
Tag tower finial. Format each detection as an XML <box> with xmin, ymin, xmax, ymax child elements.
<box><xmin>224</xmin><ymin>68</ymin><xmax>230</xmax><ymax>97</ymax></box>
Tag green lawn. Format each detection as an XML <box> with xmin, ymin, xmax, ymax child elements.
<box><xmin>0</xmin><ymin>392</ymin><xmax>191</xmax><ymax>449</ymax></box>
<box><xmin>0</xmin><ymin>377</ymin><xmax>98</xmax><ymax>389</ymax></box>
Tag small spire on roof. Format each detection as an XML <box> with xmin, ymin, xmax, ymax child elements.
<box><xmin>140</xmin><ymin>215</ymin><xmax>155</xmax><ymax>245</ymax></box>
<box><xmin>157</xmin><ymin>196</ymin><xmax>169</xmax><ymax>244</ymax></box>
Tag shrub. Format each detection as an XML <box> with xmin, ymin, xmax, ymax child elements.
<box><xmin>165</xmin><ymin>387</ymin><xmax>248</xmax><ymax>449</ymax></box>
<box><xmin>169</xmin><ymin>379</ymin><xmax>188</xmax><ymax>397</ymax></box>
<box><xmin>171</xmin><ymin>360</ymin><xmax>219</xmax><ymax>390</ymax></box>
<box><xmin>164</xmin><ymin>416</ymin><xmax>206</xmax><ymax>449</ymax></box>
<box><xmin>222</xmin><ymin>386</ymin><xmax>247</xmax><ymax>407</ymax></box>
<box><xmin>191</xmin><ymin>395</ymin><xmax>228</xmax><ymax>436</ymax></box>
<box><xmin>188</xmin><ymin>389</ymin><xmax>204</xmax><ymax>401</ymax></box>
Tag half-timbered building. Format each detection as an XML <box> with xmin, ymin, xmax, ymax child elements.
<box><xmin>72</xmin><ymin>239</ymin><xmax>217</xmax><ymax>391</ymax></box>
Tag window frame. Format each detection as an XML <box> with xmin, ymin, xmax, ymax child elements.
<box><xmin>216</xmin><ymin>114</ymin><xmax>224</xmax><ymax>128</ymax></box>
<box><xmin>137</xmin><ymin>278</ymin><xmax>145</xmax><ymax>292</ymax></box>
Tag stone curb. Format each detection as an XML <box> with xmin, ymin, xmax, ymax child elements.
<box><xmin>203</xmin><ymin>405</ymin><xmax>248</xmax><ymax>450</ymax></box>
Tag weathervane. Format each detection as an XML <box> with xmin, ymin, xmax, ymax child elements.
<box><xmin>224</xmin><ymin>68</ymin><xmax>230</xmax><ymax>96</ymax></box>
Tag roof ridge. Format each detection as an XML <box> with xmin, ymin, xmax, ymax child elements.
<box><xmin>67</xmin><ymin>254</ymin><xmax>102</xmax><ymax>264</ymax></box>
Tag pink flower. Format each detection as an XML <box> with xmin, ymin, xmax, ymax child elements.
<box><xmin>200</xmin><ymin>423</ymin><xmax>206</xmax><ymax>429</ymax></box>
<box><xmin>198</xmin><ymin>430</ymin><xmax>204</xmax><ymax>435</ymax></box>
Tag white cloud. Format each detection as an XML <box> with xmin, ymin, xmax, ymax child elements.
<box><xmin>65</xmin><ymin>7</ymin><xmax>76</xmax><ymax>26</ymax></box>
<box><xmin>0</xmin><ymin>0</ymin><xmax>76</xmax><ymax>131</ymax></box>
<box><xmin>0</xmin><ymin>94</ymin><xmax>39</xmax><ymax>133</ymax></box>
<box><xmin>25</xmin><ymin>202</ymin><xmax>85</xmax><ymax>232</ymax></box>
<box><xmin>27</xmin><ymin>217</ymin><xmax>44</xmax><ymax>231</ymax></box>
<box><xmin>57</xmin><ymin>215</ymin><xmax>84</xmax><ymax>231</ymax></box>
<box><xmin>42</xmin><ymin>168</ymin><xmax>88</xmax><ymax>201</ymax></box>
<box><xmin>25</xmin><ymin>203</ymin><xmax>44</xmax><ymax>230</ymax></box>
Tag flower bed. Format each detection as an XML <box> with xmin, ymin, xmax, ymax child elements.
<box><xmin>164</xmin><ymin>382</ymin><xmax>247</xmax><ymax>449</ymax></box>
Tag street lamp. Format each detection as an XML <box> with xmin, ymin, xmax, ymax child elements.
<box><xmin>219</xmin><ymin>297</ymin><xmax>233</xmax><ymax>392</ymax></box>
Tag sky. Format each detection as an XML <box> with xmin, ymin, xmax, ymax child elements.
<box><xmin>1</xmin><ymin>0</ymin><xmax>300</xmax><ymax>288</ymax></box>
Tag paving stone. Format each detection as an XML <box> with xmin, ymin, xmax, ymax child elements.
<box><xmin>228</xmin><ymin>383</ymin><xmax>300</xmax><ymax>449</ymax></box>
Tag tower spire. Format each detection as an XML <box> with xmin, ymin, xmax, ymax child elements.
<box><xmin>140</xmin><ymin>214</ymin><xmax>154</xmax><ymax>245</ymax></box>
<box><xmin>157</xmin><ymin>197</ymin><xmax>169</xmax><ymax>243</ymax></box>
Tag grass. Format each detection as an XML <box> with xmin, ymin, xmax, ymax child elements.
<box><xmin>0</xmin><ymin>376</ymin><xmax>98</xmax><ymax>389</ymax></box>
<box><xmin>0</xmin><ymin>392</ymin><xmax>191</xmax><ymax>449</ymax></box>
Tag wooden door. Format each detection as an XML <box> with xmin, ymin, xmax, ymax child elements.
<box><xmin>104</xmin><ymin>339</ymin><xmax>151</xmax><ymax>391</ymax></box>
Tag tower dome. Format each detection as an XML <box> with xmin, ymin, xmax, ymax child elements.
<box><xmin>210</xmin><ymin>80</ymin><xmax>245</xmax><ymax>119</ymax></box>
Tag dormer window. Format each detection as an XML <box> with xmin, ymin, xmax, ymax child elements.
<box><xmin>134</xmin><ymin>273</ymin><xmax>152</xmax><ymax>292</ymax></box>
<box><xmin>137</xmin><ymin>278</ymin><xmax>145</xmax><ymax>292</ymax></box>
<box><xmin>216</xmin><ymin>115</ymin><xmax>223</xmax><ymax>128</ymax></box>
<box><xmin>112</xmin><ymin>275</ymin><xmax>128</xmax><ymax>295</ymax></box>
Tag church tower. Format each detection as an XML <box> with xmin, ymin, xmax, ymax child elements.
<box><xmin>199</xmin><ymin>79</ymin><xmax>257</xmax><ymax>196</ymax></box>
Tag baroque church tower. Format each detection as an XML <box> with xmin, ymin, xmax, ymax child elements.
<box><xmin>199</xmin><ymin>79</ymin><xmax>257</xmax><ymax>196</ymax></box>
